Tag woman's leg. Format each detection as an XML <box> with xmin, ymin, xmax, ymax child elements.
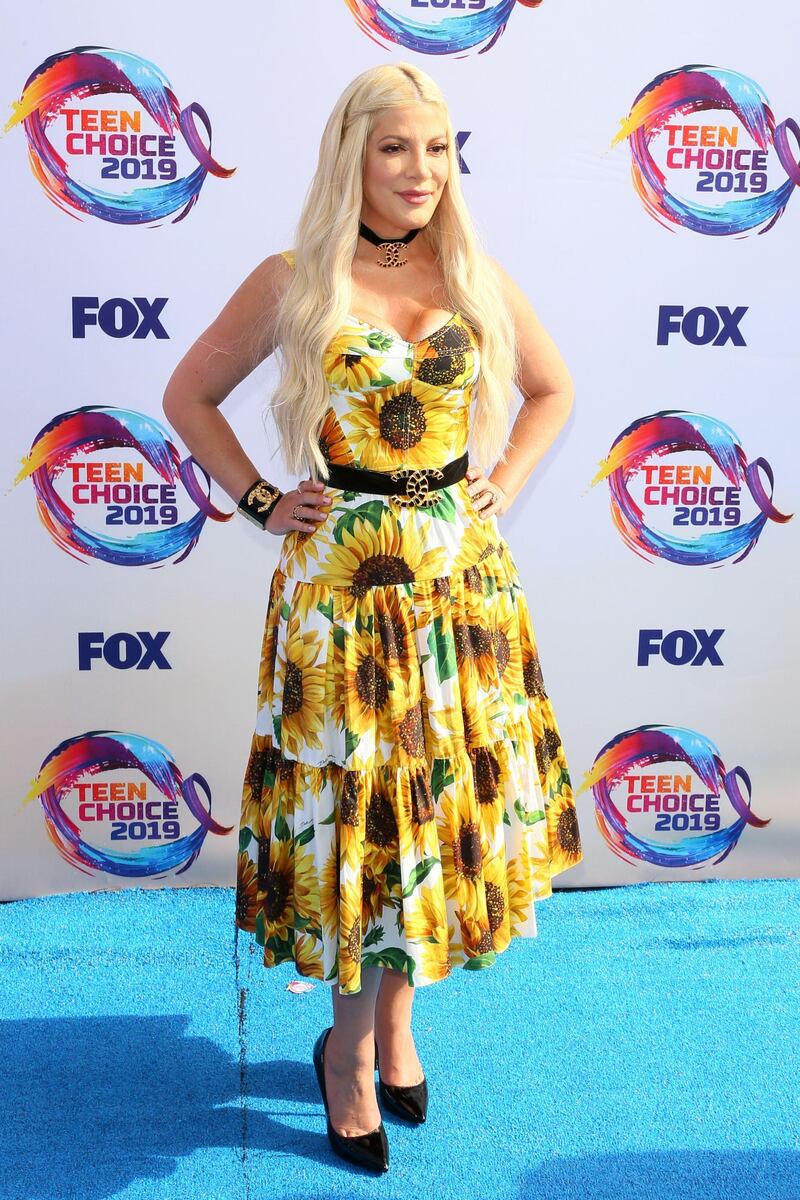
<box><xmin>324</xmin><ymin>964</ymin><xmax>383</xmax><ymax>1137</ymax></box>
<box><xmin>373</xmin><ymin>967</ymin><xmax>424</xmax><ymax>1087</ymax></box>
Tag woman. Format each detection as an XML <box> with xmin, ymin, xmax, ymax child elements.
<box><xmin>163</xmin><ymin>62</ymin><xmax>583</xmax><ymax>1175</ymax></box>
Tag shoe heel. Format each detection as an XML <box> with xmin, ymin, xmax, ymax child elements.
<box><xmin>313</xmin><ymin>1027</ymin><xmax>389</xmax><ymax>1173</ymax></box>
<box><xmin>373</xmin><ymin>1035</ymin><xmax>428</xmax><ymax>1124</ymax></box>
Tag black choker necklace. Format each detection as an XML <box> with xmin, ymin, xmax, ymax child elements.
<box><xmin>358</xmin><ymin>220</ymin><xmax>421</xmax><ymax>268</ymax></box>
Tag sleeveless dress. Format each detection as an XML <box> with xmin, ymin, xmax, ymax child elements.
<box><xmin>234</xmin><ymin>248</ymin><xmax>583</xmax><ymax>995</ymax></box>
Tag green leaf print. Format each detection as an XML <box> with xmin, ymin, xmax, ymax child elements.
<box><xmin>238</xmin><ymin>827</ymin><xmax>253</xmax><ymax>852</ymax></box>
<box><xmin>362</xmin><ymin>924</ymin><xmax>384</xmax><ymax>949</ymax></box>
<box><xmin>463</xmin><ymin>951</ymin><xmax>497</xmax><ymax>971</ymax></box>
<box><xmin>362</xmin><ymin>948</ymin><xmax>416</xmax><ymax>987</ymax></box>
<box><xmin>364</xmin><ymin>330</ymin><xmax>395</xmax><ymax>353</ymax></box>
<box><xmin>424</xmin><ymin>488</ymin><xmax>456</xmax><ymax>523</ymax></box>
<box><xmin>274</xmin><ymin>808</ymin><xmax>292</xmax><ymax>842</ymax></box>
<box><xmin>503</xmin><ymin>810</ymin><xmax>511</xmax><ymax>826</ymax></box>
<box><xmin>483</xmin><ymin>575</ymin><xmax>497</xmax><ymax>598</ymax></box>
<box><xmin>316</xmin><ymin>596</ymin><xmax>333</xmax><ymax>622</ymax></box>
<box><xmin>354</xmin><ymin>610</ymin><xmax>374</xmax><ymax>636</ymax></box>
<box><xmin>255</xmin><ymin>910</ymin><xmax>266</xmax><ymax>944</ymax></box>
<box><xmin>294</xmin><ymin>824</ymin><xmax>315</xmax><ymax>848</ymax></box>
<box><xmin>333</xmin><ymin>625</ymin><xmax>346</xmax><ymax>651</ymax></box>
<box><xmin>341</xmin><ymin>490</ymin><xmax>359</xmax><ymax>501</ymax></box>
<box><xmin>325</xmin><ymin>951</ymin><xmax>340</xmax><ymax>982</ymax></box>
<box><xmin>431</xmin><ymin>759</ymin><xmax>455</xmax><ymax>802</ymax></box>
<box><xmin>333</xmin><ymin>501</ymin><xmax>386</xmax><ymax>544</ymax></box>
<box><xmin>514</xmin><ymin>798</ymin><xmax>545</xmax><ymax>827</ymax></box>
<box><xmin>401</xmin><ymin>856</ymin><xmax>439</xmax><ymax>899</ymax></box>
<box><xmin>345</xmin><ymin>727</ymin><xmax>361</xmax><ymax>759</ymax></box>
<box><xmin>384</xmin><ymin>859</ymin><xmax>403</xmax><ymax>893</ymax></box>
<box><xmin>427</xmin><ymin>616</ymin><xmax>456</xmax><ymax>684</ymax></box>
<box><xmin>280</xmin><ymin>600</ymin><xmax>291</xmax><ymax>620</ymax></box>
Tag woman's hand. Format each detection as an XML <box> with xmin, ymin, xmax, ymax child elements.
<box><xmin>264</xmin><ymin>478</ymin><xmax>332</xmax><ymax>535</ymax></box>
<box><xmin>465</xmin><ymin>466</ymin><xmax>510</xmax><ymax>519</ymax></box>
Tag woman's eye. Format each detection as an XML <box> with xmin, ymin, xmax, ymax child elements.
<box><xmin>382</xmin><ymin>144</ymin><xmax>449</xmax><ymax>154</ymax></box>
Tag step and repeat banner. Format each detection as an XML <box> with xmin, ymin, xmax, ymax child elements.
<box><xmin>2</xmin><ymin>1</ymin><xmax>797</xmax><ymax>902</ymax></box>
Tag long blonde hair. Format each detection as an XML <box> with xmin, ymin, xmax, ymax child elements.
<box><xmin>255</xmin><ymin>62</ymin><xmax>520</xmax><ymax>479</ymax></box>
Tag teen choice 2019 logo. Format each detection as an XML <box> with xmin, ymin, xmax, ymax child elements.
<box><xmin>4</xmin><ymin>45</ymin><xmax>234</xmax><ymax>224</ymax></box>
<box><xmin>343</xmin><ymin>0</ymin><xmax>542</xmax><ymax>55</ymax></box>
<box><xmin>591</xmin><ymin>410</ymin><xmax>792</xmax><ymax>566</ymax></box>
<box><xmin>611</xmin><ymin>64</ymin><xmax>800</xmax><ymax>235</ymax></box>
<box><xmin>24</xmin><ymin>730</ymin><xmax>234</xmax><ymax>878</ymax></box>
<box><xmin>580</xmin><ymin>724</ymin><xmax>768</xmax><ymax>869</ymax></box>
<box><xmin>14</xmin><ymin>405</ymin><xmax>233</xmax><ymax>567</ymax></box>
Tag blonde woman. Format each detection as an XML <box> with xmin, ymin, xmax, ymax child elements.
<box><xmin>163</xmin><ymin>62</ymin><xmax>583</xmax><ymax>1175</ymax></box>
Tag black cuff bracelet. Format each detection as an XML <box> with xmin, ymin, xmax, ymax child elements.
<box><xmin>237</xmin><ymin>478</ymin><xmax>283</xmax><ymax>529</ymax></box>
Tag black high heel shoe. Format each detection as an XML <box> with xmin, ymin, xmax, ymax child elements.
<box><xmin>312</xmin><ymin>1026</ymin><xmax>389</xmax><ymax>1174</ymax></box>
<box><xmin>374</xmin><ymin>1037</ymin><xmax>429</xmax><ymax>1124</ymax></box>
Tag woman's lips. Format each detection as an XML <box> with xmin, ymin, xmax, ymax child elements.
<box><xmin>398</xmin><ymin>191</ymin><xmax>432</xmax><ymax>204</ymax></box>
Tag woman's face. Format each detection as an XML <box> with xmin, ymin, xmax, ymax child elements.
<box><xmin>360</xmin><ymin>102</ymin><xmax>450</xmax><ymax>239</ymax></box>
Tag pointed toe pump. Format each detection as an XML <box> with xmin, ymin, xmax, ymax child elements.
<box><xmin>374</xmin><ymin>1038</ymin><xmax>429</xmax><ymax>1125</ymax></box>
<box><xmin>313</xmin><ymin>1027</ymin><xmax>389</xmax><ymax>1173</ymax></box>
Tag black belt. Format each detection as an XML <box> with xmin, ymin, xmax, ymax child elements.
<box><xmin>323</xmin><ymin>452</ymin><xmax>469</xmax><ymax>508</ymax></box>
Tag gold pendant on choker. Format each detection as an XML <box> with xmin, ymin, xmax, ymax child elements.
<box><xmin>376</xmin><ymin>241</ymin><xmax>409</xmax><ymax>268</ymax></box>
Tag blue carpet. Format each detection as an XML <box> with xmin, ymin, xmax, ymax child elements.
<box><xmin>1</xmin><ymin>878</ymin><xmax>797</xmax><ymax>1200</ymax></box>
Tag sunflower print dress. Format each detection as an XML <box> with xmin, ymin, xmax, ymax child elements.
<box><xmin>234</xmin><ymin>248</ymin><xmax>583</xmax><ymax>995</ymax></box>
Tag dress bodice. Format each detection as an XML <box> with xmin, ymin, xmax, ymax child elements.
<box><xmin>280</xmin><ymin>248</ymin><xmax>480</xmax><ymax>473</ymax></box>
<box><xmin>275</xmin><ymin>248</ymin><xmax>500</xmax><ymax>589</ymax></box>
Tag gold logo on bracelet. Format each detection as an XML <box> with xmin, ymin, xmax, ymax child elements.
<box><xmin>247</xmin><ymin>481</ymin><xmax>281</xmax><ymax>512</ymax></box>
<box><xmin>389</xmin><ymin>467</ymin><xmax>444</xmax><ymax>508</ymax></box>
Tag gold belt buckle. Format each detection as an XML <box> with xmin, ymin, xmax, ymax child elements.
<box><xmin>390</xmin><ymin>467</ymin><xmax>444</xmax><ymax>508</ymax></box>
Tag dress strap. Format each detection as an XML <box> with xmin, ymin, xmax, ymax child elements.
<box><xmin>280</xmin><ymin>249</ymin><xmax>296</xmax><ymax>269</ymax></box>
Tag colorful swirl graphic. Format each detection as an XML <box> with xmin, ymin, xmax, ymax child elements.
<box><xmin>343</xmin><ymin>0</ymin><xmax>541</xmax><ymax>55</ymax></box>
<box><xmin>24</xmin><ymin>731</ymin><xmax>234</xmax><ymax>878</ymax></box>
<box><xmin>610</xmin><ymin>65</ymin><xmax>799</xmax><ymax>234</ymax></box>
<box><xmin>14</xmin><ymin>405</ymin><xmax>233</xmax><ymax>567</ymax></box>
<box><xmin>580</xmin><ymin>725</ymin><xmax>768</xmax><ymax>869</ymax></box>
<box><xmin>591</xmin><ymin>410</ymin><xmax>792</xmax><ymax>566</ymax></box>
<box><xmin>4</xmin><ymin>46</ymin><xmax>234</xmax><ymax>223</ymax></box>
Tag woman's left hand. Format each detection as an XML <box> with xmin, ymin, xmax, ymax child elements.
<box><xmin>465</xmin><ymin>466</ymin><xmax>511</xmax><ymax>519</ymax></box>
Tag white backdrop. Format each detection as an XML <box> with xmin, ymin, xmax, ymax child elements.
<box><xmin>2</xmin><ymin>0</ymin><xmax>797</xmax><ymax>901</ymax></box>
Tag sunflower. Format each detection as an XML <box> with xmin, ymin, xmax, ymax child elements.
<box><xmin>235</xmin><ymin>853</ymin><xmax>259</xmax><ymax>931</ymax></box>
<box><xmin>342</xmin><ymin>378</ymin><xmax>463</xmax><ymax>472</ymax></box>
<box><xmin>294</xmin><ymin>931</ymin><xmax>325</xmax><ymax>981</ymax></box>
<box><xmin>468</xmin><ymin>743</ymin><xmax>506</xmax><ymax>846</ymax></box>
<box><xmin>323</xmin><ymin>331</ymin><xmax>386</xmax><ymax>392</ymax></box>
<box><xmin>259</xmin><ymin>836</ymin><xmax>294</xmax><ymax>944</ymax></box>
<box><xmin>274</xmin><ymin>613</ymin><xmax>327</xmax><ymax>758</ymax></box>
<box><xmin>317</xmin><ymin>406</ymin><xmax>355</xmax><ymax>466</ymax></box>
<box><xmin>504</xmin><ymin>852</ymin><xmax>532</xmax><ymax>934</ymax></box>
<box><xmin>239</xmin><ymin>736</ymin><xmax>273</xmax><ymax>833</ymax></box>
<box><xmin>546</xmin><ymin>789</ymin><xmax>583</xmax><ymax>876</ymax></box>
<box><xmin>337</xmin><ymin>873</ymin><xmax>364</xmax><ymax>994</ymax></box>
<box><xmin>361</xmin><ymin>860</ymin><xmax>394</xmax><ymax>927</ymax></box>
<box><xmin>341</xmin><ymin>626</ymin><xmax>392</xmax><ymax>740</ymax></box>
<box><xmin>319</xmin><ymin>836</ymin><xmax>340</xmax><ymax>940</ymax></box>
<box><xmin>293</xmin><ymin>834</ymin><xmax>322</xmax><ymax>932</ymax></box>
<box><xmin>436</xmin><ymin>783</ymin><xmax>488</xmax><ymax>923</ymax></box>
<box><xmin>338</xmin><ymin>770</ymin><xmax>365</xmax><ymax>874</ymax></box>
<box><xmin>491</xmin><ymin>590</ymin><xmax>526</xmax><ymax>704</ymax></box>
<box><xmin>450</xmin><ymin>516</ymin><xmax>498</xmax><ymax>576</ymax></box>
<box><xmin>362</xmin><ymin>782</ymin><xmax>401</xmax><ymax>877</ymax></box>
<box><xmin>314</xmin><ymin>508</ymin><xmax>448</xmax><ymax>596</ymax></box>
<box><xmin>482</xmin><ymin>853</ymin><xmax>511</xmax><ymax>952</ymax></box>
<box><xmin>403</xmin><ymin>883</ymin><xmax>451</xmax><ymax>982</ymax></box>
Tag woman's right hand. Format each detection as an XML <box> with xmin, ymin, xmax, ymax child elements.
<box><xmin>264</xmin><ymin>478</ymin><xmax>332</xmax><ymax>536</ymax></box>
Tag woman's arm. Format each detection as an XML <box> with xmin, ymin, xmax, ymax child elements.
<box><xmin>483</xmin><ymin>258</ymin><xmax>575</xmax><ymax>507</ymax></box>
<box><xmin>162</xmin><ymin>252</ymin><xmax>293</xmax><ymax>504</ymax></box>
